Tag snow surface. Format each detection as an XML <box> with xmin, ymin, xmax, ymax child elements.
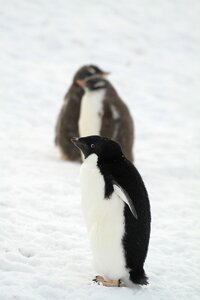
<box><xmin>0</xmin><ymin>0</ymin><xmax>200</xmax><ymax>299</ymax></box>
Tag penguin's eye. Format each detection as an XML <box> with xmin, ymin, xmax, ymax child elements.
<box><xmin>90</xmin><ymin>144</ymin><xmax>95</xmax><ymax>149</ymax></box>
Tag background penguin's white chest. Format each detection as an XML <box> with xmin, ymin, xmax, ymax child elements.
<box><xmin>80</xmin><ymin>154</ymin><xmax>127</xmax><ymax>280</ymax></box>
<box><xmin>79</xmin><ymin>89</ymin><xmax>105</xmax><ymax>137</ymax></box>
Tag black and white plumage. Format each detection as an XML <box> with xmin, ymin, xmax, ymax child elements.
<box><xmin>55</xmin><ymin>65</ymin><xmax>109</xmax><ymax>161</ymax></box>
<box><xmin>71</xmin><ymin>135</ymin><xmax>151</xmax><ymax>286</ymax></box>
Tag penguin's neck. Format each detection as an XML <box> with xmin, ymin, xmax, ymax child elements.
<box><xmin>79</xmin><ymin>89</ymin><xmax>105</xmax><ymax>137</ymax></box>
<box><xmin>81</xmin><ymin>154</ymin><xmax>100</xmax><ymax>178</ymax></box>
<box><xmin>80</xmin><ymin>153</ymin><xmax>105</xmax><ymax>225</ymax></box>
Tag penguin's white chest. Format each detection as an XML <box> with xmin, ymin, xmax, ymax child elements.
<box><xmin>79</xmin><ymin>89</ymin><xmax>105</xmax><ymax>137</ymax></box>
<box><xmin>80</xmin><ymin>154</ymin><xmax>127</xmax><ymax>280</ymax></box>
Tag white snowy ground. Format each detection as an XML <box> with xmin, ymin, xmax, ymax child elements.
<box><xmin>0</xmin><ymin>0</ymin><xmax>200</xmax><ymax>299</ymax></box>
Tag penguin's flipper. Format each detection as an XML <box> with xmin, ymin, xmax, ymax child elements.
<box><xmin>113</xmin><ymin>182</ymin><xmax>138</xmax><ymax>219</ymax></box>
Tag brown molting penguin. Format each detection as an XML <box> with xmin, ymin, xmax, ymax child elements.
<box><xmin>55</xmin><ymin>65</ymin><xmax>109</xmax><ymax>161</ymax></box>
<box><xmin>77</xmin><ymin>77</ymin><xmax>134</xmax><ymax>161</ymax></box>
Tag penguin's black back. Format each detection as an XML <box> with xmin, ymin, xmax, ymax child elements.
<box><xmin>98</xmin><ymin>157</ymin><xmax>151</xmax><ymax>285</ymax></box>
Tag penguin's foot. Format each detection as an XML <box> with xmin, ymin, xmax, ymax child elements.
<box><xmin>94</xmin><ymin>275</ymin><xmax>121</xmax><ymax>287</ymax></box>
<box><xmin>102</xmin><ymin>279</ymin><xmax>121</xmax><ymax>287</ymax></box>
<box><xmin>93</xmin><ymin>275</ymin><xmax>105</xmax><ymax>283</ymax></box>
<box><xmin>61</xmin><ymin>153</ymin><xmax>69</xmax><ymax>160</ymax></box>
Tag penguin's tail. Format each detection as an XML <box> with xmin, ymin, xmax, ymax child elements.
<box><xmin>129</xmin><ymin>268</ymin><xmax>148</xmax><ymax>285</ymax></box>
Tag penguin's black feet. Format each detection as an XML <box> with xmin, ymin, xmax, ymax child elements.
<box><xmin>93</xmin><ymin>275</ymin><xmax>121</xmax><ymax>287</ymax></box>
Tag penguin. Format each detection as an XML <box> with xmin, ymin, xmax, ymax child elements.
<box><xmin>71</xmin><ymin>135</ymin><xmax>151</xmax><ymax>287</ymax></box>
<box><xmin>76</xmin><ymin>76</ymin><xmax>134</xmax><ymax>162</ymax></box>
<box><xmin>55</xmin><ymin>65</ymin><xmax>109</xmax><ymax>161</ymax></box>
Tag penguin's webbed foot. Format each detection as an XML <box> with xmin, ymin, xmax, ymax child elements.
<box><xmin>93</xmin><ymin>275</ymin><xmax>105</xmax><ymax>283</ymax></box>
<box><xmin>61</xmin><ymin>153</ymin><xmax>69</xmax><ymax>160</ymax></box>
<box><xmin>93</xmin><ymin>275</ymin><xmax>121</xmax><ymax>287</ymax></box>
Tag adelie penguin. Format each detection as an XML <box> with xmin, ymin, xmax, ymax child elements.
<box><xmin>77</xmin><ymin>76</ymin><xmax>134</xmax><ymax>162</ymax></box>
<box><xmin>71</xmin><ymin>135</ymin><xmax>151</xmax><ymax>287</ymax></box>
<box><xmin>55</xmin><ymin>65</ymin><xmax>109</xmax><ymax>161</ymax></box>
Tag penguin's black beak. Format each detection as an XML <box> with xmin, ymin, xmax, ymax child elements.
<box><xmin>71</xmin><ymin>137</ymin><xmax>88</xmax><ymax>157</ymax></box>
<box><xmin>70</xmin><ymin>137</ymin><xmax>85</xmax><ymax>151</ymax></box>
<box><xmin>71</xmin><ymin>137</ymin><xmax>80</xmax><ymax>147</ymax></box>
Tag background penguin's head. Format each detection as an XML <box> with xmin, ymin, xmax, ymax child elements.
<box><xmin>71</xmin><ymin>135</ymin><xmax>124</xmax><ymax>161</ymax></box>
<box><xmin>73</xmin><ymin>65</ymin><xmax>109</xmax><ymax>84</ymax></box>
<box><xmin>76</xmin><ymin>76</ymin><xmax>109</xmax><ymax>91</ymax></box>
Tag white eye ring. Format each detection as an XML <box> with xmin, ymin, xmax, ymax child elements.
<box><xmin>91</xmin><ymin>144</ymin><xmax>95</xmax><ymax>149</ymax></box>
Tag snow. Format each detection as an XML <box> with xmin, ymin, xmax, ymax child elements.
<box><xmin>0</xmin><ymin>0</ymin><xmax>200</xmax><ymax>299</ymax></box>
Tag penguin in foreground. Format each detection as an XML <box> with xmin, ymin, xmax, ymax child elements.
<box><xmin>55</xmin><ymin>65</ymin><xmax>109</xmax><ymax>161</ymax></box>
<box><xmin>71</xmin><ymin>135</ymin><xmax>151</xmax><ymax>287</ymax></box>
<box><xmin>77</xmin><ymin>76</ymin><xmax>134</xmax><ymax>161</ymax></box>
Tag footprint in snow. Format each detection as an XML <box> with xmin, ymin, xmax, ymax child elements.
<box><xmin>18</xmin><ymin>247</ymin><xmax>35</xmax><ymax>258</ymax></box>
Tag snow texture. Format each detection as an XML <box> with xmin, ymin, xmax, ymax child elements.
<box><xmin>0</xmin><ymin>0</ymin><xmax>200</xmax><ymax>299</ymax></box>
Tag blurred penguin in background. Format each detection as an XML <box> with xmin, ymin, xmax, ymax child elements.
<box><xmin>55</xmin><ymin>65</ymin><xmax>109</xmax><ymax>161</ymax></box>
<box><xmin>77</xmin><ymin>76</ymin><xmax>134</xmax><ymax>162</ymax></box>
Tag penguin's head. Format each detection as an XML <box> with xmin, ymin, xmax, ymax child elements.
<box><xmin>76</xmin><ymin>77</ymin><xmax>108</xmax><ymax>91</ymax></box>
<box><xmin>71</xmin><ymin>135</ymin><xmax>124</xmax><ymax>162</ymax></box>
<box><xmin>73</xmin><ymin>65</ymin><xmax>109</xmax><ymax>84</ymax></box>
